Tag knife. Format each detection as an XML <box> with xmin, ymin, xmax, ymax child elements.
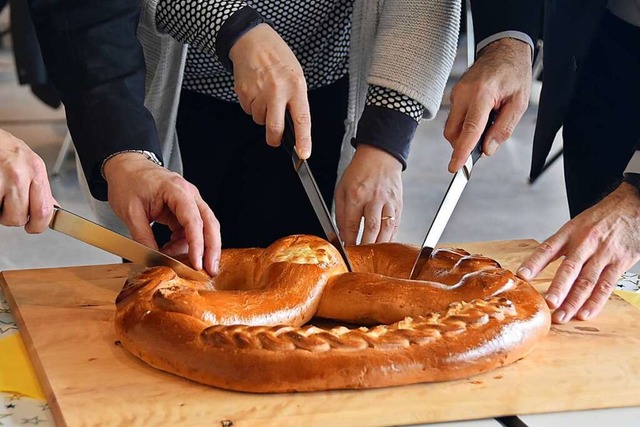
<box><xmin>408</xmin><ymin>114</ymin><xmax>495</xmax><ymax>280</ymax></box>
<box><xmin>49</xmin><ymin>205</ymin><xmax>210</xmax><ymax>281</ymax></box>
<box><xmin>281</xmin><ymin>111</ymin><xmax>353</xmax><ymax>271</ymax></box>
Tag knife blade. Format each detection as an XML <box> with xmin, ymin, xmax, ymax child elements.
<box><xmin>281</xmin><ymin>111</ymin><xmax>353</xmax><ymax>271</ymax></box>
<box><xmin>408</xmin><ymin>114</ymin><xmax>495</xmax><ymax>280</ymax></box>
<box><xmin>49</xmin><ymin>205</ymin><xmax>210</xmax><ymax>281</ymax></box>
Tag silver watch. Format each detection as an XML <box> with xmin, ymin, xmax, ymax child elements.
<box><xmin>100</xmin><ymin>150</ymin><xmax>162</xmax><ymax>180</ymax></box>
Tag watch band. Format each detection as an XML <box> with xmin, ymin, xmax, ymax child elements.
<box><xmin>100</xmin><ymin>150</ymin><xmax>162</xmax><ymax>180</ymax></box>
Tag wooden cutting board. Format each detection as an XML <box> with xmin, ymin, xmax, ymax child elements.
<box><xmin>2</xmin><ymin>239</ymin><xmax>640</xmax><ymax>427</ymax></box>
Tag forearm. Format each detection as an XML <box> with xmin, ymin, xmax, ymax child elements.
<box><xmin>476</xmin><ymin>37</ymin><xmax>533</xmax><ymax>70</ymax></box>
<box><xmin>156</xmin><ymin>0</ymin><xmax>268</xmax><ymax>71</ymax></box>
<box><xmin>28</xmin><ymin>0</ymin><xmax>161</xmax><ymax>201</ymax></box>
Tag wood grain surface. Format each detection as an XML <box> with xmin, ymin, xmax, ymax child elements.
<box><xmin>2</xmin><ymin>240</ymin><xmax>640</xmax><ymax>427</ymax></box>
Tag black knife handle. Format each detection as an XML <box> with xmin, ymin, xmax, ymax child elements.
<box><xmin>470</xmin><ymin>110</ymin><xmax>498</xmax><ymax>164</ymax></box>
<box><xmin>281</xmin><ymin>110</ymin><xmax>297</xmax><ymax>158</ymax></box>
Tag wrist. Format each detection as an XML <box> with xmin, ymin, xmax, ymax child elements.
<box><xmin>622</xmin><ymin>173</ymin><xmax>640</xmax><ymax>197</ymax></box>
<box><xmin>354</xmin><ymin>144</ymin><xmax>403</xmax><ymax>171</ymax></box>
<box><xmin>101</xmin><ymin>150</ymin><xmax>162</xmax><ymax>180</ymax></box>
<box><xmin>478</xmin><ymin>37</ymin><xmax>532</xmax><ymax>65</ymax></box>
<box><xmin>229</xmin><ymin>23</ymin><xmax>274</xmax><ymax>64</ymax></box>
<box><xmin>218</xmin><ymin>7</ymin><xmax>272</xmax><ymax>72</ymax></box>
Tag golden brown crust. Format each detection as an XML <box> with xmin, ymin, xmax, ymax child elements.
<box><xmin>114</xmin><ymin>234</ymin><xmax>551</xmax><ymax>393</ymax></box>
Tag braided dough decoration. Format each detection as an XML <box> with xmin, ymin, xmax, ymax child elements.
<box><xmin>114</xmin><ymin>234</ymin><xmax>551</xmax><ymax>393</ymax></box>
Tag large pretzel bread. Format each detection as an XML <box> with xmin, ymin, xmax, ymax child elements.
<box><xmin>114</xmin><ymin>234</ymin><xmax>551</xmax><ymax>393</ymax></box>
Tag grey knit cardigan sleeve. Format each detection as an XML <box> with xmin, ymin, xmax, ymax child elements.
<box><xmin>337</xmin><ymin>0</ymin><xmax>460</xmax><ymax>176</ymax></box>
<box><xmin>348</xmin><ymin>0</ymin><xmax>461</xmax><ymax>126</ymax></box>
<box><xmin>370</xmin><ymin>0</ymin><xmax>460</xmax><ymax>119</ymax></box>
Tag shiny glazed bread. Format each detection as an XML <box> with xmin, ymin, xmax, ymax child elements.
<box><xmin>114</xmin><ymin>234</ymin><xmax>551</xmax><ymax>393</ymax></box>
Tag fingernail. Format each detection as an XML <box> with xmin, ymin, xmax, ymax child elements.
<box><xmin>578</xmin><ymin>309</ymin><xmax>590</xmax><ymax>320</ymax></box>
<box><xmin>554</xmin><ymin>309</ymin><xmax>567</xmax><ymax>323</ymax></box>
<box><xmin>212</xmin><ymin>258</ymin><xmax>220</xmax><ymax>276</ymax></box>
<box><xmin>485</xmin><ymin>138</ymin><xmax>499</xmax><ymax>156</ymax></box>
<box><xmin>545</xmin><ymin>293</ymin><xmax>558</xmax><ymax>308</ymax></box>
<box><xmin>297</xmin><ymin>146</ymin><xmax>311</xmax><ymax>159</ymax></box>
<box><xmin>517</xmin><ymin>267</ymin><xmax>531</xmax><ymax>280</ymax></box>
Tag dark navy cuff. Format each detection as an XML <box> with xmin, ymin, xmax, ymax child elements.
<box><xmin>352</xmin><ymin>106</ymin><xmax>418</xmax><ymax>171</ymax></box>
<box><xmin>216</xmin><ymin>6</ymin><xmax>271</xmax><ymax>72</ymax></box>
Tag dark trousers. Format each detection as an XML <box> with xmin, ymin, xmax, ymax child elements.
<box><xmin>562</xmin><ymin>11</ymin><xmax>640</xmax><ymax>218</ymax></box>
<box><xmin>158</xmin><ymin>76</ymin><xmax>348</xmax><ymax>249</ymax></box>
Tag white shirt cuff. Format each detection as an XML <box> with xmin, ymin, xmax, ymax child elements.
<box><xmin>624</xmin><ymin>151</ymin><xmax>640</xmax><ymax>175</ymax></box>
<box><xmin>476</xmin><ymin>31</ymin><xmax>535</xmax><ymax>61</ymax></box>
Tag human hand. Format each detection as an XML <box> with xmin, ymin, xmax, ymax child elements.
<box><xmin>229</xmin><ymin>24</ymin><xmax>311</xmax><ymax>159</ymax></box>
<box><xmin>102</xmin><ymin>153</ymin><xmax>221</xmax><ymax>276</ymax></box>
<box><xmin>517</xmin><ymin>183</ymin><xmax>640</xmax><ymax>323</ymax></box>
<box><xmin>444</xmin><ymin>38</ymin><xmax>532</xmax><ymax>172</ymax></box>
<box><xmin>0</xmin><ymin>128</ymin><xmax>56</xmax><ymax>233</ymax></box>
<box><xmin>335</xmin><ymin>145</ymin><xmax>402</xmax><ymax>245</ymax></box>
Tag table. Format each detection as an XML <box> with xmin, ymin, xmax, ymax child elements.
<box><xmin>2</xmin><ymin>270</ymin><xmax>639</xmax><ymax>427</ymax></box>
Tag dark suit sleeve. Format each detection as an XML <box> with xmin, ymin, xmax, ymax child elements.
<box><xmin>470</xmin><ymin>0</ymin><xmax>543</xmax><ymax>49</ymax></box>
<box><xmin>28</xmin><ymin>0</ymin><xmax>161</xmax><ymax>201</ymax></box>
